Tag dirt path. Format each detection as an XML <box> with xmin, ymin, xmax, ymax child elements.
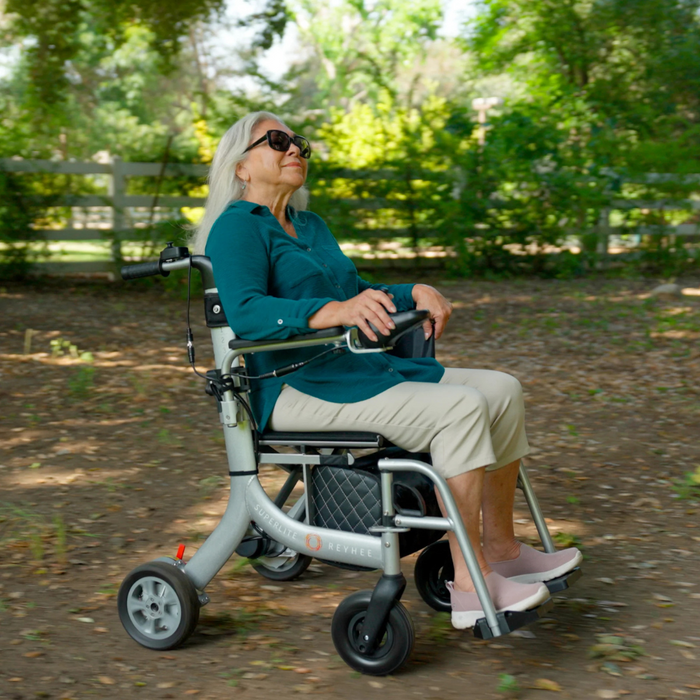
<box><xmin>1</xmin><ymin>277</ymin><xmax>699</xmax><ymax>700</ymax></box>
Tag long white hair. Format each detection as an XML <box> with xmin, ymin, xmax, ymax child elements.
<box><xmin>189</xmin><ymin>111</ymin><xmax>309</xmax><ymax>255</ymax></box>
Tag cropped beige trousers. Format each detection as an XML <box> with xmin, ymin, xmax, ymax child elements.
<box><xmin>269</xmin><ymin>367</ymin><xmax>530</xmax><ymax>480</ymax></box>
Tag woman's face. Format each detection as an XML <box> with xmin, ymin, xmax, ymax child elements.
<box><xmin>237</xmin><ymin>119</ymin><xmax>308</xmax><ymax>194</ymax></box>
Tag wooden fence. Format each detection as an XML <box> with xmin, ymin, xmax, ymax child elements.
<box><xmin>1</xmin><ymin>157</ymin><xmax>698</xmax><ymax>275</ymax></box>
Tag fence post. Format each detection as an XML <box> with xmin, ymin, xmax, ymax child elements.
<box><xmin>109</xmin><ymin>156</ymin><xmax>126</xmax><ymax>264</ymax></box>
<box><xmin>596</xmin><ymin>207</ymin><xmax>611</xmax><ymax>262</ymax></box>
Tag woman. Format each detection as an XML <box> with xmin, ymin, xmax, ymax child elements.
<box><xmin>192</xmin><ymin>111</ymin><xmax>581</xmax><ymax>630</ymax></box>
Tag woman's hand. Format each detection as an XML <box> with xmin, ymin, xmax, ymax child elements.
<box><xmin>412</xmin><ymin>284</ymin><xmax>453</xmax><ymax>339</ymax></box>
<box><xmin>338</xmin><ymin>289</ymin><xmax>397</xmax><ymax>342</ymax></box>
<box><xmin>309</xmin><ymin>289</ymin><xmax>396</xmax><ymax>342</ymax></box>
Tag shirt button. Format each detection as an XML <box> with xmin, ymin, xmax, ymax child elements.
<box><xmin>388</xmin><ymin>368</ymin><xmax>394</xmax><ymax>373</ymax></box>
<box><xmin>277</xmin><ymin>319</ymin><xmax>283</xmax><ymax>325</ymax></box>
<box><xmin>322</xmin><ymin>263</ymin><xmax>327</xmax><ymax>267</ymax></box>
<box><xmin>306</xmin><ymin>247</ymin><xmax>312</xmax><ymax>252</ymax></box>
<box><xmin>336</xmin><ymin>284</ymin><xmax>341</xmax><ymax>289</ymax></box>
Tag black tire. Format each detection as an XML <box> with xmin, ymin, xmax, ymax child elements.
<box><xmin>331</xmin><ymin>590</ymin><xmax>415</xmax><ymax>676</ymax></box>
<box><xmin>414</xmin><ymin>539</ymin><xmax>453</xmax><ymax>613</ymax></box>
<box><xmin>251</xmin><ymin>550</ymin><xmax>312</xmax><ymax>581</ymax></box>
<box><xmin>118</xmin><ymin>561</ymin><xmax>200</xmax><ymax>650</ymax></box>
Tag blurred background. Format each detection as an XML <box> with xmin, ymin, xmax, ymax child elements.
<box><xmin>1</xmin><ymin>0</ymin><xmax>699</xmax><ymax>282</ymax></box>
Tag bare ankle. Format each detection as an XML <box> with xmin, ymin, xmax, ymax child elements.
<box><xmin>483</xmin><ymin>539</ymin><xmax>521</xmax><ymax>563</ymax></box>
<box><xmin>453</xmin><ymin>564</ymin><xmax>493</xmax><ymax>592</ymax></box>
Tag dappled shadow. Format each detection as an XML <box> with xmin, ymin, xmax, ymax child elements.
<box><xmin>1</xmin><ymin>278</ymin><xmax>699</xmax><ymax>698</ymax></box>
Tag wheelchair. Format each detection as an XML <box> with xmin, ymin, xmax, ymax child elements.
<box><xmin>116</xmin><ymin>243</ymin><xmax>581</xmax><ymax>676</ymax></box>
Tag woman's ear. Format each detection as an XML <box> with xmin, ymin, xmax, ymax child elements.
<box><xmin>235</xmin><ymin>162</ymin><xmax>249</xmax><ymax>185</ymax></box>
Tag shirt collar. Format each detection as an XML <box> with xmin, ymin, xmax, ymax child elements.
<box><xmin>227</xmin><ymin>200</ymin><xmax>298</xmax><ymax>220</ymax></box>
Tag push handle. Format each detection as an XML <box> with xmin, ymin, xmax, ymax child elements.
<box><xmin>121</xmin><ymin>260</ymin><xmax>166</xmax><ymax>280</ymax></box>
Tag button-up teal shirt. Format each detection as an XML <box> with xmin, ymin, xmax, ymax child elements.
<box><xmin>206</xmin><ymin>200</ymin><xmax>445</xmax><ymax>432</ymax></box>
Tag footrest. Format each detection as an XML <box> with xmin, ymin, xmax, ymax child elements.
<box><xmin>473</xmin><ymin>597</ymin><xmax>554</xmax><ymax>640</ymax></box>
<box><xmin>545</xmin><ymin>566</ymin><xmax>582</xmax><ymax>594</ymax></box>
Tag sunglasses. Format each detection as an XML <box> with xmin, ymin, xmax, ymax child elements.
<box><xmin>243</xmin><ymin>129</ymin><xmax>312</xmax><ymax>159</ymax></box>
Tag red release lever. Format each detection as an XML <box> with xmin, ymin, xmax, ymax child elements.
<box><xmin>176</xmin><ymin>544</ymin><xmax>186</xmax><ymax>560</ymax></box>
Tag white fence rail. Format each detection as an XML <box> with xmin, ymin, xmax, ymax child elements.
<box><xmin>1</xmin><ymin>157</ymin><xmax>698</xmax><ymax>275</ymax></box>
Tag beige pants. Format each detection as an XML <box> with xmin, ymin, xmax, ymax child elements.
<box><xmin>269</xmin><ymin>367</ymin><xmax>530</xmax><ymax>480</ymax></box>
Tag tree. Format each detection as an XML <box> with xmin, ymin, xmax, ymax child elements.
<box><xmin>285</xmin><ymin>0</ymin><xmax>443</xmax><ymax>110</ymax></box>
<box><xmin>468</xmin><ymin>0</ymin><xmax>700</xmax><ymax>168</ymax></box>
<box><xmin>3</xmin><ymin>0</ymin><xmax>226</xmax><ymax>108</ymax></box>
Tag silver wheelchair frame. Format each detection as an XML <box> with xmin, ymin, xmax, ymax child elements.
<box><xmin>117</xmin><ymin>251</ymin><xmax>581</xmax><ymax>676</ymax></box>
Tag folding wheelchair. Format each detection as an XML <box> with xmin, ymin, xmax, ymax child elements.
<box><xmin>116</xmin><ymin>243</ymin><xmax>581</xmax><ymax>676</ymax></box>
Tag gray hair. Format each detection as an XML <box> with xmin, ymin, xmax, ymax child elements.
<box><xmin>189</xmin><ymin>111</ymin><xmax>309</xmax><ymax>255</ymax></box>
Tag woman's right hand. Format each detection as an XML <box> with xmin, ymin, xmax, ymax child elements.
<box><xmin>338</xmin><ymin>289</ymin><xmax>397</xmax><ymax>342</ymax></box>
<box><xmin>309</xmin><ymin>289</ymin><xmax>397</xmax><ymax>342</ymax></box>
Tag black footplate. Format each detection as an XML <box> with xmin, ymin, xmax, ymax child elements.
<box><xmin>545</xmin><ymin>566</ymin><xmax>582</xmax><ymax>594</ymax></box>
<box><xmin>473</xmin><ymin>597</ymin><xmax>554</xmax><ymax>640</ymax></box>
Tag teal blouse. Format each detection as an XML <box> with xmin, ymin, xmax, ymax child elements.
<box><xmin>205</xmin><ymin>200</ymin><xmax>445</xmax><ymax>432</ymax></box>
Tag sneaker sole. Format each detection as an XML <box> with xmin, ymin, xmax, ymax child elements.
<box><xmin>507</xmin><ymin>550</ymin><xmax>583</xmax><ymax>584</ymax></box>
<box><xmin>451</xmin><ymin>584</ymin><xmax>550</xmax><ymax>630</ymax></box>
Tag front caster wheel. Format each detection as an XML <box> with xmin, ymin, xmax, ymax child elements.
<box><xmin>414</xmin><ymin>539</ymin><xmax>453</xmax><ymax>613</ymax></box>
<box><xmin>331</xmin><ymin>590</ymin><xmax>414</xmax><ymax>676</ymax></box>
<box><xmin>118</xmin><ymin>561</ymin><xmax>200</xmax><ymax>650</ymax></box>
<box><xmin>251</xmin><ymin>548</ymin><xmax>312</xmax><ymax>581</ymax></box>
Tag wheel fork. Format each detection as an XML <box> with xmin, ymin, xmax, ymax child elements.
<box><xmin>357</xmin><ymin>573</ymin><xmax>407</xmax><ymax>654</ymax></box>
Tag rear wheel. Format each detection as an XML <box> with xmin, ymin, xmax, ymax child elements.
<box><xmin>250</xmin><ymin>547</ymin><xmax>312</xmax><ymax>581</ymax></box>
<box><xmin>414</xmin><ymin>539</ymin><xmax>453</xmax><ymax>613</ymax></box>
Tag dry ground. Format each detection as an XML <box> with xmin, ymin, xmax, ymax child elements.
<box><xmin>1</xmin><ymin>276</ymin><xmax>700</xmax><ymax>700</ymax></box>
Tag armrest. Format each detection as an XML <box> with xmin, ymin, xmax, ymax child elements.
<box><xmin>228</xmin><ymin>326</ymin><xmax>345</xmax><ymax>351</ymax></box>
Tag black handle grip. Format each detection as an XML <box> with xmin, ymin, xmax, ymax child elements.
<box><xmin>356</xmin><ymin>310</ymin><xmax>429</xmax><ymax>350</ymax></box>
<box><xmin>121</xmin><ymin>261</ymin><xmax>163</xmax><ymax>280</ymax></box>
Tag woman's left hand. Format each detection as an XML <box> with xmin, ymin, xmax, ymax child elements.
<box><xmin>412</xmin><ymin>284</ymin><xmax>453</xmax><ymax>340</ymax></box>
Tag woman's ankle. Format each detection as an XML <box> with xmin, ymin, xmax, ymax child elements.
<box><xmin>453</xmin><ymin>564</ymin><xmax>493</xmax><ymax>592</ymax></box>
<box><xmin>483</xmin><ymin>538</ymin><xmax>521</xmax><ymax>563</ymax></box>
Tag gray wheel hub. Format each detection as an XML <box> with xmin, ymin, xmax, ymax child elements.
<box><xmin>126</xmin><ymin>575</ymin><xmax>182</xmax><ymax>639</ymax></box>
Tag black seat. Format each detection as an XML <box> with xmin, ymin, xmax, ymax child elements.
<box><xmin>258</xmin><ymin>430</ymin><xmax>386</xmax><ymax>448</ymax></box>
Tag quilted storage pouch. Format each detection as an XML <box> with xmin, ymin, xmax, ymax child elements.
<box><xmin>311</xmin><ymin>448</ymin><xmax>445</xmax><ymax>561</ymax></box>
<box><xmin>311</xmin><ymin>465</ymin><xmax>382</xmax><ymax>535</ymax></box>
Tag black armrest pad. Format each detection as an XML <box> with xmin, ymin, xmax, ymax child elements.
<box><xmin>229</xmin><ymin>326</ymin><xmax>345</xmax><ymax>351</ymax></box>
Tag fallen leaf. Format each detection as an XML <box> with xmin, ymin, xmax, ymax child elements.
<box><xmin>98</xmin><ymin>676</ymin><xmax>115</xmax><ymax>685</ymax></box>
<box><xmin>533</xmin><ymin>678</ymin><xmax>561</xmax><ymax>691</ymax></box>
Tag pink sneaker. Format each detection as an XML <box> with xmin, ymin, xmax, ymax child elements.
<box><xmin>489</xmin><ymin>543</ymin><xmax>582</xmax><ymax>584</ymax></box>
<box><xmin>446</xmin><ymin>572</ymin><xmax>549</xmax><ymax>629</ymax></box>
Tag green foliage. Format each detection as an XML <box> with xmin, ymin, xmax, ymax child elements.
<box><xmin>1</xmin><ymin>0</ymin><xmax>699</xmax><ymax>278</ymax></box>
<box><xmin>497</xmin><ymin>673</ymin><xmax>520</xmax><ymax>695</ymax></box>
<box><xmin>4</xmin><ymin>0</ymin><xmax>226</xmax><ymax>108</ymax></box>
<box><xmin>468</xmin><ymin>0</ymin><xmax>700</xmax><ymax>172</ymax></box>
<box><xmin>0</xmin><ymin>172</ymin><xmax>48</xmax><ymax>278</ymax></box>
<box><xmin>312</xmin><ymin>93</ymin><xmax>453</xmax><ymax>251</ymax></box>
<box><xmin>288</xmin><ymin>0</ymin><xmax>442</xmax><ymax>106</ymax></box>
<box><xmin>672</xmin><ymin>466</ymin><xmax>700</xmax><ymax>501</ymax></box>
<box><xmin>68</xmin><ymin>366</ymin><xmax>96</xmax><ymax>400</ymax></box>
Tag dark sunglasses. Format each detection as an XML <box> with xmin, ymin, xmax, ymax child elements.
<box><xmin>243</xmin><ymin>129</ymin><xmax>312</xmax><ymax>159</ymax></box>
